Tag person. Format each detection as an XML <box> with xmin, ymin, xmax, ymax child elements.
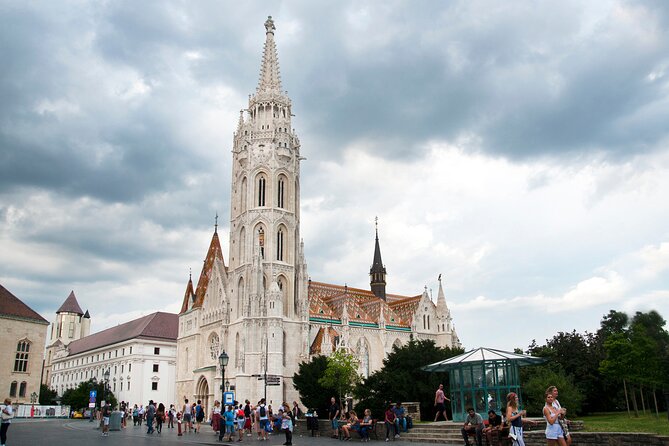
<box><xmin>281</xmin><ymin>410</ymin><xmax>293</xmax><ymax>445</ymax></box>
<box><xmin>460</xmin><ymin>407</ymin><xmax>483</xmax><ymax>446</ymax></box>
<box><xmin>328</xmin><ymin>396</ymin><xmax>340</xmax><ymax>439</ymax></box>
<box><xmin>168</xmin><ymin>404</ymin><xmax>176</xmax><ymax>429</ymax></box>
<box><xmin>211</xmin><ymin>400</ymin><xmax>222</xmax><ymax>435</ymax></box>
<box><xmin>132</xmin><ymin>404</ymin><xmax>139</xmax><ymax>426</ymax></box>
<box><xmin>549</xmin><ymin>386</ymin><xmax>572</xmax><ymax>446</ymax></box>
<box><xmin>340</xmin><ymin>410</ymin><xmax>359</xmax><ymax>441</ymax></box>
<box><xmin>237</xmin><ymin>404</ymin><xmax>246</xmax><ymax>441</ymax></box>
<box><xmin>359</xmin><ymin>408</ymin><xmax>373</xmax><ymax>442</ymax></box>
<box><xmin>543</xmin><ymin>392</ymin><xmax>566</xmax><ymax>446</ymax></box>
<box><xmin>138</xmin><ymin>404</ymin><xmax>145</xmax><ymax>425</ymax></box>
<box><xmin>195</xmin><ymin>399</ymin><xmax>204</xmax><ymax>433</ymax></box>
<box><xmin>156</xmin><ymin>403</ymin><xmax>165</xmax><ymax>434</ymax></box>
<box><xmin>101</xmin><ymin>401</ymin><xmax>111</xmax><ymax>437</ymax></box>
<box><xmin>244</xmin><ymin>400</ymin><xmax>253</xmax><ymax>437</ymax></box>
<box><xmin>1</xmin><ymin>398</ymin><xmax>14</xmax><ymax>446</ymax></box>
<box><xmin>483</xmin><ymin>410</ymin><xmax>503</xmax><ymax>445</ymax></box>
<box><xmin>384</xmin><ymin>403</ymin><xmax>397</xmax><ymax>441</ymax></box>
<box><xmin>220</xmin><ymin>404</ymin><xmax>235</xmax><ymax>442</ymax></box>
<box><xmin>120</xmin><ymin>401</ymin><xmax>127</xmax><ymax>428</ymax></box>
<box><xmin>146</xmin><ymin>400</ymin><xmax>156</xmax><ymax>434</ymax></box>
<box><xmin>505</xmin><ymin>393</ymin><xmax>526</xmax><ymax>446</ymax></box>
<box><xmin>182</xmin><ymin>398</ymin><xmax>192</xmax><ymax>433</ymax></box>
<box><xmin>393</xmin><ymin>402</ymin><xmax>407</xmax><ymax>433</ymax></box>
<box><xmin>258</xmin><ymin>399</ymin><xmax>269</xmax><ymax>441</ymax></box>
<box><xmin>434</xmin><ymin>383</ymin><xmax>451</xmax><ymax>421</ymax></box>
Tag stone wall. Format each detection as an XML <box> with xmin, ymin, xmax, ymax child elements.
<box><xmin>523</xmin><ymin>431</ymin><xmax>669</xmax><ymax>446</ymax></box>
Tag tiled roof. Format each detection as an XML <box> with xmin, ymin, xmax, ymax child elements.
<box><xmin>56</xmin><ymin>290</ymin><xmax>84</xmax><ymax>315</ymax></box>
<box><xmin>308</xmin><ymin>281</ymin><xmax>418</xmax><ymax>327</ymax></box>
<box><xmin>310</xmin><ymin>326</ymin><xmax>339</xmax><ymax>355</ymax></box>
<box><xmin>180</xmin><ymin>231</ymin><xmax>225</xmax><ymax>314</ymax></box>
<box><xmin>0</xmin><ymin>284</ymin><xmax>48</xmax><ymax>324</ymax></box>
<box><xmin>66</xmin><ymin>312</ymin><xmax>178</xmax><ymax>356</ymax></box>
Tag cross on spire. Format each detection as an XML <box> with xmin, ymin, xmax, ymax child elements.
<box><xmin>214</xmin><ymin>213</ymin><xmax>218</xmax><ymax>233</ymax></box>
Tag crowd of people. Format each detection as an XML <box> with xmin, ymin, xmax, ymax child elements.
<box><xmin>2</xmin><ymin>383</ymin><xmax>573</xmax><ymax>446</ymax></box>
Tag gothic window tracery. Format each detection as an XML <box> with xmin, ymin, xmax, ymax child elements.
<box><xmin>257</xmin><ymin>175</ymin><xmax>266</xmax><ymax>206</ymax></box>
<box><xmin>276</xmin><ymin>228</ymin><xmax>284</xmax><ymax>261</ymax></box>
<box><xmin>277</xmin><ymin>176</ymin><xmax>285</xmax><ymax>208</ymax></box>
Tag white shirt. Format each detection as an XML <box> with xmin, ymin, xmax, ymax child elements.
<box><xmin>1</xmin><ymin>404</ymin><xmax>14</xmax><ymax>423</ymax></box>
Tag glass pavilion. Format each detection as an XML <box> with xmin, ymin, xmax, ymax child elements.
<box><xmin>422</xmin><ymin>348</ymin><xmax>546</xmax><ymax>422</ymax></box>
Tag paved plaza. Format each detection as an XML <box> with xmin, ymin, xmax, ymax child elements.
<box><xmin>7</xmin><ymin>419</ymin><xmax>435</xmax><ymax>446</ymax></box>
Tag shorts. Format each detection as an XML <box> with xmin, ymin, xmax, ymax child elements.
<box><xmin>226</xmin><ymin>424</ymin><xmax>235</xmax><ymax>434</ymax></box>
<box><xmin>237</xmin><ymin>419</ymin><xmax>245</xmax><ymax>430</ymax></box>
<box><xmin>435</xmin><ymin>402</ymin><xmax>445</xmax><ymax>412</ymax></box>
<box><xmin>183</xmin><ymin>413</ymin><xmax>191</xmax><ymax>422</ymax></box>
<box><xmin>331</xmin><ymin>419</ymin><xmax>339</xmax><ymax>430</ymax></box>
<box><xmin>103</xmin><ymin>417</ymin><xmax>110</xmax><ymax>426</ymax></box>
<box><xmin>260</xmin><ymin>419</ymin><xmax>269</xmax><ymax>429</ymax></box>
<box><xmin>196</xmin><ymin>414</ymin><xmax>204</xmax><ymax>423</ymax></box>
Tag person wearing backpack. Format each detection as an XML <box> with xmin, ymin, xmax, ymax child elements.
<box><xmin>146</xmin><ymin>400</ymin><xmax>156</xmax><ymax>434</ymax></box>
<box><xmin>237</xmin><ymin>404</ymin><xmax>246</xmax><ymax>441</ymax></box>
<box><xmin>258</xmin><ymin>399</ymin><xmax>269</xmax><ymax>441</ymax></box>
<box><xmin>194</xmin><ymin>399</ymin><xmax>204</xmax><ymax>433</ymax></box>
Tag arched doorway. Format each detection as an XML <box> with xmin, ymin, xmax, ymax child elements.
<box><xmin>195</xmin><ymin>376</ymin><xmax>210</xmax><ymax>416</ymax></box>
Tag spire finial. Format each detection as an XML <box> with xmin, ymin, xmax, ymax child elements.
<box><xmin>438</xmin><ymin>273</ymin><xmax>442</xmax><ymax>282</ymax></box>
<box><xmin>189</xmin><ymin>268</ymin><xmax>192</xmax><ymax>281</ymax></box>
<box><xmin>214</xmin><ymin>213</ymin><xmax>218</xmax><ymax>233</ymax></box>
<box><xmin>375</xmin><ymin>216</ymin><xmax>378</xmax><ymax>237</ymax></box>
<box><xmin>264</xmin><ymin>16</ymin><xmax>275</xmax><ymax>34</ymax></box>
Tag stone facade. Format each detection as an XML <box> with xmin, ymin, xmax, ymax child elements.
<box><xmin>176</xmin><ymin>16</ymin><xmax>460</xmax><ymax>410</ymax></box>
<box><xmin>0</xmin><ymin>284</ymin><xmax>49</xmax><ymax>404</ymax></box>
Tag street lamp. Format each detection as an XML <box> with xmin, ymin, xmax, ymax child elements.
<box><xmin>30</xmin><ymin>392</ymin><xmax>38</xmax><ymax>404</ymax></box>
<box><xmin>218</xmin><ymin>351</ymin><xmax>229</xmax><ymax>403</ymax></box>
<box><xmin>103</xmin><ymin>368</ymin><xmax>110</xmax><ymax>407</ymax></box>
<box><xmin>225</xmin><ymin>380</ymin><xmax>230</xmax><ymax>391</ymax></box>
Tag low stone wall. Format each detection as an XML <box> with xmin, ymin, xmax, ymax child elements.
<box><xmin>523</xmin><ymin>431</ymin><xmax>669</xmax><ymax>446</ymax></box>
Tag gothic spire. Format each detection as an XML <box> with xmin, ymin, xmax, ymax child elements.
<box><xmin>257</xmin><ymin>16</ymin><xmax>282</xmax><ymax>94</ymax></box>
<box><xmin>436</xmin><ymin>274</ymin><xmax>449</xmax><ymax>313</ymax></box>
<box><xmin>369</xmin><ymin>217</ymin><xmax>387</xmax><ymax>300</ymax></box>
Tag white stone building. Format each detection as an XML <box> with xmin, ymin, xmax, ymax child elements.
<box><xmin>47</xmin><ymin>296</ymin><xmax>178</xmax><ymax>407</ymax></box>
<box><xmin>176</xmin><ymin>16</ymin><xmax>460</xmax><ymax>410</ymax></box>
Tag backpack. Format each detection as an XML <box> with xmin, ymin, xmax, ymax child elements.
<box><xmin>237</xmin><ymin>409</ymin><xmax>245</xmax><ymax>420</ymax></box>
<box><xmin>259</xmin><ymin>405</ymin><xmax>266</xmax><ymax>417</ymax></box>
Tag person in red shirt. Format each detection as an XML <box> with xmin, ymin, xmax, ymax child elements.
<box><xmin>434</xmin><ymin>383</ymin><xmax>451</xmax><ymax>421</ymax></box>
<box><xmin>384</xmin><ymin>404</ymin><xmax>397</xmax><ymax>441</ymax></box>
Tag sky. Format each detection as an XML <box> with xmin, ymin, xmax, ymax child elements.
<box><xmin>1</xmin><ymin>0</ymin><xmax>668</xmax><ymax>352</ymax></box>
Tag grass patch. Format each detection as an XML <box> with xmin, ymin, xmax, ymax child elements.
<box><xmin>579</xmin><ymin>412</ymin><xmax>669</xmax><ymax>436</ymax></box>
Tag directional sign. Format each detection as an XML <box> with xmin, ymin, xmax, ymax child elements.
<box><xmin>266</xmin><ymin>376</ymin><xmax>281</xmax><ymax>386</ymax></box>
<box><xmin>88</xmin><ymin>403</ymin><xmax>95</xmax><ymax>408</ymax></box>
<box><xmin>89</xmin><ymin>390</ymin><xmax>97</xmax><ymax>398</ymax></box>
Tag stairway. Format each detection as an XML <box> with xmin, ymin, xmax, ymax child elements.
<box><xmin>398</xmin><ymin>422</ymin><xmax>468</xmax><ymax>445</ymax></box>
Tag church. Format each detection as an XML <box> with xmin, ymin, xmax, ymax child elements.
<box><xmin>175</xmin><ymin>16</ymin><xmax>460</xmax><ymax>409</ymax></box>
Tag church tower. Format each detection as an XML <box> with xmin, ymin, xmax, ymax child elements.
<box><xmin>226</xmin><ymin>16</ymin><xmax>309</xmax><ymax>404</ymax></box>
<box><xmin>43</xmin><ymin>291</ymin><xmax>90</xmax><ymax>384</ymax></box>
<box><xmin>369</xmin><ymin>220</ymin><xmax>387</xmax><ymax>300</ymax></box>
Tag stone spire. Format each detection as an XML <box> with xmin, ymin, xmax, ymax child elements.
<box><xmin>257</xmin><ymin>16</ymin><xmax>282</xmax><ymax>94</ymax></box>
<box><xmin>369</xmin><ymin>217</ymin><xmax>387</xmax><ymax>300</ymax></box>
<box><xmin>436</xmin><ymin>274</ymin><xmax>449</xmax><ymax>314</ymax></box>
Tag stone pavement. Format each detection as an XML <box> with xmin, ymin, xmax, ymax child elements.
<box><xmin>8</xmin><ymin>418</ymin><xmax>439</xmax><ymax>446</ymax></box>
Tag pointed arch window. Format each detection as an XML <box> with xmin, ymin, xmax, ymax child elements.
<box><xmin>9</xmin><ymin>381</ymin><xmax>17</xmax><ymax>397</ymax></box>
<box><xmin>241</xmin><ymin>177</ymin><xmax>248</xmax><ymax>212</ymax></box>
<box><xmin>276</xmin><ymin>228</ymin><xmax>284</xmax><ymax>261</ymax></box>
<box><xmin>19</xmin><ymin>381</ymin><xmax>27</xmax><ymax>397</ymax></box>
<box><xmin>14</xmin><ymin>340</ymin><xmax>30</xmax><ymax>372</ymax></box>
<box><xmin>257</xmin><ymin>175</ymin><xmax>266</xmax><ymax>206</ymax></box>
<box><xmin>277</xmin><ymin>177</ymin><xmax>285</xmax><ymax>208</ymax></box>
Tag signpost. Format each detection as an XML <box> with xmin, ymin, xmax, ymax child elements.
<box><xmin>223</xmin><ymin>391</ymin><xmax>235</xmax><ymax>405</ymax></box>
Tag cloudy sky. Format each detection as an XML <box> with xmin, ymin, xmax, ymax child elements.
<box><xmin>2</xmin><ymin>0</ymin><xmax>668</xmax><ymax>352</ymax></box>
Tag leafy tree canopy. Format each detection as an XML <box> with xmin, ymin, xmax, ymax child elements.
<box><xmin>522</xmin><ymin>366</ymin><xmax>582</xmax><ymax>417</ymax></box>
<box><xmin>61</xmin><ymin>379</ymin><xmax>117</xmax><ymax>411</ymax></box>
<box><xmin>39</xmin><ymin>384</ymin><xmax>58</xmax><ymax>405</ymax></box>
<box><xmin>319</xmin><ymin>349</ymin><xmax>361</xmax><ymax>407</ymax></box>
<box><xmin>293</xmin><ymin>355</ymin><xmax>336</xmax><ymax>417</ymax></box>
<box><xmin>353</xmin><ymin>338</ymin><xmax>463</xmax><ymax>420</ymax></box>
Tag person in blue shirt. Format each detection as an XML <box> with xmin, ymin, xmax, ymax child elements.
<box><xmin>220</xmin><ymin>405</ymin><xmax>236</xmax><ymax>442</ymax></box>
<box><xmin>393</xmin><ymin>402</ymin><xmax>407</xmax><ymax>433</ymax></box>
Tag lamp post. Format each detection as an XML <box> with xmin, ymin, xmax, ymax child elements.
<box><xmin>103</xmin><ymin>368</ymin><xmax>110</xmax><ymax>407</ymax></box>
<box><xmin>218</xmin><ymin>351</ymin><xmax>229</xmax><ymax>405</ymax></box>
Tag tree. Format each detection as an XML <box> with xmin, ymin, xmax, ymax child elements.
<box><xmin>39</xmin><ymin>384</ymin><xmax>58</xmax><ymax>405</ymax></box>
<box><xmin>293</xmin><ymin>355</ymin><xmax>336</xmax><ymax>417</ymax></box>
<box><xmin>61</xmin><ymin>379</ymin><xmax>117</xmax><ymax>411</ymax></box>
<box><xmin>353</xmin><ymin>339</ymin><xmax>463</xmax><ymax>420</ymax></box>
<box><xmin>319</xmin><ymin>349</ymin><xmax>361</xmax><ymax>411</ymax></box>
<box><xmin>522</xmin><ymin>366</ymin><xmax>582</xmax><ymax>417</ymax></box>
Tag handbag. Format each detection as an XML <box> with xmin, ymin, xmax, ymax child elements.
<box><xmin>1</xmin><ymin>410</ymin><xmax>13</xmax><ymax>421</ymax></box>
